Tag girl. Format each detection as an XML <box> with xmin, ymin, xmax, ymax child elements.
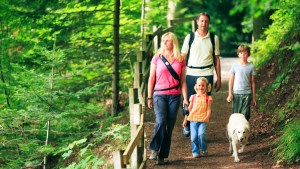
<box><xmin>182</xmin><ymin>77</ymin><xmax>213</xmax><ymax>158</ymax></box>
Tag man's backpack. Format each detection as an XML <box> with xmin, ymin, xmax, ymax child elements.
<box><xmin>186</xmin><ymin>32</ymin><xmax>216</xmax><ymax>67</ymax></box>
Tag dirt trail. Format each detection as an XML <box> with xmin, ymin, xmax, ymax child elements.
<box><xmin>144</xmin><ymin>57</ymin><xmax>277</xmax><ymax>169</ymax></box>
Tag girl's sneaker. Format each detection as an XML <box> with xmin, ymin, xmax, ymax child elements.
<box><xmin>193</xmin><ymin>154</ymin><xmax>200</xmax><ymax>158</ymax></box>
<box><xmin>202</xmin><ymin>150</ymin><xmax>208</xmax><ymax>156</ymax></box>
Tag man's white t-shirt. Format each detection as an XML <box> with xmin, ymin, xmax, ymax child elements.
<box><xmin>181</xmin><ymin>31</ymin><xmax>220</xmax><ymax>76</ymax></box>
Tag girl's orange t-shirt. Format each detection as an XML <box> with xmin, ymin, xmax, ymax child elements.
<box><xmin>187</xmin><ymin>93</ymin><xmax>213</xmax><ymax>122</ymax></box>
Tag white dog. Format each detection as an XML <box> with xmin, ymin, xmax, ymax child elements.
<box><xmin>227</xmin><ymin>113</ymin><xmax>250</xmax><ymax>162</ymax></box>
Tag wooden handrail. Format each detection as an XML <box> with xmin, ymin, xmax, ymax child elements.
<box><xmin>170</xmin><ymin>15</ymin><xmax>198</xmax><ymax>25</ymax></box>
<box><xmin>123</xmin><ymin>114</ymin><xmax>144</xmax><ymax>164</ymax></box>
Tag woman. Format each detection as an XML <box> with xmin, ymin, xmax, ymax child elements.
<box><xmin>147</xmin><ymin>32</ymin><xmax>188</xmax><ymax>165</ymax></box>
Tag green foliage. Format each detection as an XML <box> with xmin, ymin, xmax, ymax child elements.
<box><xmin>230</xmin><ymin>0</ymin><xmax>278</xmax><ymax>33</ymax></box>
<box><xmin>53</xmin><ymin>124</ymin><xmax>129</xmax><ymax>168</ymax></box>
<box><xmin>252</xmin><ymin>0</ymin><xmax>300</xmax><ymax>67</ymax></box>
<box><xmin>252</xmin><ymin>0</ymin><xmax>300</xmax><ymax>165</ymax></box>
<box><xmin>55</xmin><ymin>138</ymin><xmax>106</xmax><ymax>168</ymax></box>
<box><xmin>273</xmin><ymin>119</ymin><xmax>300</xmax><ymax>164</ymax></box>
<box><xmin>95</xmin><ymin>124</ymin><xmax>130</xmax><ymax>146</ymax></box>
<box><xmin>0</xmin><ymin>0</ymin><xmax>140</xmax><ymax>167</ymax></box>
<box><xmin>271</xmin><ymin>73</ymin><xmax>289</xmax><ymax>90</ymax></box>
<box><xmin>145</xmin><ymin>1</ymin><xmax>168</xmax><ymax>29</ymax></box>
<box><xmin>62</xmin><ymin>156</ymin><xmax>105</xmax><ymax>169</ymax></box>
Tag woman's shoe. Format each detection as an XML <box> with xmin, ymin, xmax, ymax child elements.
<box><xmin>157</xmin><ymin>157</ymin><xmax>164</xmax><ymax>165</ymax></box>
<box><xmin>149</xmin><ymin>151</ymin><xmax>157</xmax><ymax>160</ymax></box>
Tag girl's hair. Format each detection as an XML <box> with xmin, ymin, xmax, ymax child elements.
<box><xmin>198</xmin><ymin>12</ymin><xmax>210</xmax><ymax>22</ymax></box>
<box><xmin>158</xmin><ymin>32</ymin><xmax>183</xmax><ymax>62</ymax></box>
<box><xmin>237</xmin><ymin>45</ymin><xmax>251</xmax><ymax>56</ymax></box>
<box><xmin>194</xmin><ymin>77</ymin><xmax>211</xmax><ymax>94</ymax></box>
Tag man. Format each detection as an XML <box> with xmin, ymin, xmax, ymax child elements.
<box><xmin>181</xmin><ymin>12</ymin><xmax>221</xmax><ymax>137</ymax></box>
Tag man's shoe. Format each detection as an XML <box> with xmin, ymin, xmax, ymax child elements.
<box><xmin>157</xmin><ymin>157</ymin><xmax>164</xmax><ymax>165</ymax></box>
<box><xmin>149</xmin><ymin>151</ymin><xmax>157</xmax><ymax>160</ymax></box>
<box><xmin>202</xmin><ymin>150</ymin><xmax>208</xmax><ymax>156</ymax></box>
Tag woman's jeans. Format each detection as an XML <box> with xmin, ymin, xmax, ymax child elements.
<box><xmin>149</xmin><ymin>94</ymin><xmax>181</xmax><ymax>158</ymax></box>
<box><xmin>190</xmin><ymin>121</ymin><xmax>208</xmax><ymax>156</ymax></box>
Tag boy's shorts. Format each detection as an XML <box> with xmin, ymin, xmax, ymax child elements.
<box><xmin>232</xmin><ymin>94</ymin><xmax>252</xmax><ymax>120</ymax></box>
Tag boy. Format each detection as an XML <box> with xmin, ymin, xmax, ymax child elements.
<box><xmin>227</xmin><ymin>45</ymin><xmax>257</xmax><ymax>120</ymax></box>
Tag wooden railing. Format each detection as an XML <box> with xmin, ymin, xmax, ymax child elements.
<box><xmin>113</xmin><ymin>16</ymin><xmax>197</xmax><ymax>169</ymax></box>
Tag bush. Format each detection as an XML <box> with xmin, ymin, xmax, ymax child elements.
<box><xmin>273</xmin><ymin>119</ymin><xmax>300</xmax><ymax>165</ymax></box>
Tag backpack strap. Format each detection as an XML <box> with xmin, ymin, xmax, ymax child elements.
<box><xmin>210</xmin><ymin>32</ymin><xmax>216</xmax><ymax>66</ymax></box>
<box><xmin>186</xmin><ymin>32</ymin><xmax>195</xmax><ymax>65</ymax></box>
<box><xmin>186</xmin><ymin>32</ymin><xmax>216</xmax><ymax>67</ymax></box>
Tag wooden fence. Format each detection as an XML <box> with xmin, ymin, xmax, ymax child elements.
<box><xmin>113</xmin><ymin>16</ymin><xmax>197</xmax><ymax>169</ymax></box>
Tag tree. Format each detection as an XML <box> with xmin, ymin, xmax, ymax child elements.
<box><xmin>112</xmin><ymin>0</ymin><xmax>120</xmax><ymax>116</ymax></box>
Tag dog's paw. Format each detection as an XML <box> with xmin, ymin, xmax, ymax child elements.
<box><xmin>234</xmin><ymin>157</ymin><xmax>240</xmax><ymax>162</ymax></box>
<box><xmin>238</xmin><ymin>145</ymin><xmax>245</xmax><ymax>153</ymax></box>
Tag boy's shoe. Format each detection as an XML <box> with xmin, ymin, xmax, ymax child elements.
<box><xmin>183</xmin><ymin>126</ymin><xmax>190</xmax><ymax>138</ymax></box>
<box><xmin>149</xmin><ymin>151</ymin><xmax>157</xmax><ymax>160</ymax></box>
<box><xmin>202</xmin><ymin>150</ymin><xmax>208</xmax><ymax>156</ymax></box>
<box><xmin>157</xmin><ymin>157</ymin><xmax>164</xmax><ymax>165</ymax></box>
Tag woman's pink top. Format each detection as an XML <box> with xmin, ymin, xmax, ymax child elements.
<box><xmin>152</xmin><ymin>55</ymin><xmax>185</xmax><ymax>95</ymax></box>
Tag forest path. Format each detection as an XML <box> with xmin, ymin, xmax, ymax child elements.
<box><xmin>144</xmin><ymin>57</ymin><xmax>276</xmax><ymax>169</ymax></box>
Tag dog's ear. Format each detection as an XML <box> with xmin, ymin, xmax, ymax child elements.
<box><xmin>232</xmin><ymin>129</ymin><xmax>236</xmax><ymax>135</ymax></box>
<box><xmin>245</xmin><ymin>128</ymin><xmax>250</xmax><ymax>134</ymax></box>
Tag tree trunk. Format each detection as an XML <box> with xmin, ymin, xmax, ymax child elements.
<box><xmin>112</xmin><ymin>0</ymin><xmax>120</xmax><ymax>117</ymax></box>
<box><xmin>167</xmin><ymin>0</ymin><xmax>175</xmax><ymax>27</ymax></box>
<box><xmin>0</xmin><ymin>20</ymin><xmax>10</xmax><ymax>107</ymax></box>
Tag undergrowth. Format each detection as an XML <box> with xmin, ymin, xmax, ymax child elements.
<box><xmin>253</xmin><ymin>0</ymin><xmax>300</xmax><ymax>165</ymax></box>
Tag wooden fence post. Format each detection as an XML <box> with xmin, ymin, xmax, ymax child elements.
<box><xmin>113</xmin><ymin>150</ymin><xmax>125</xmax><ymax>169</ymax></box>
<box><xmin>192</xmin><ymin>20</ymin><xmax>196</xmax><ymax>32</ymax></box>
<box><xmin>153</xmin><ymin>26</ymin><xmax>162</xmax><ymax>53</ymax></box>
<box><xmin>128</xmin><ymin>87</ymin><xmax>139</xmax><ymax>168</ymax></box>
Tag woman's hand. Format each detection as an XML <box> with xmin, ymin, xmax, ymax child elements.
<box><xmin>183</xmin><ymin>99</ymin><xmax>189</xmax><ymax>108</ymax></box>
<box><xmin>147</xmin><ymin>98</ymin><xmax>153</xmax><ymax>109</ymax></box>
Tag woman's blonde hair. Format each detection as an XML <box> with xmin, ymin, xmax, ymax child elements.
<box><xmin>194</xmin><ymin>77</ymin><xmax>212</xmax><ymax>94</ymax></box>
<box><xmin>158</xmin><ymin>32</ymin><xmax>183</xmax><ymax>62</ymax></box>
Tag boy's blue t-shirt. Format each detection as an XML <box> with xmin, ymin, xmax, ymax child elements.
<box><xmin>230</xmin><ymin>63</ymin><xmax>256</xmax><ymax>94</ymax></box>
